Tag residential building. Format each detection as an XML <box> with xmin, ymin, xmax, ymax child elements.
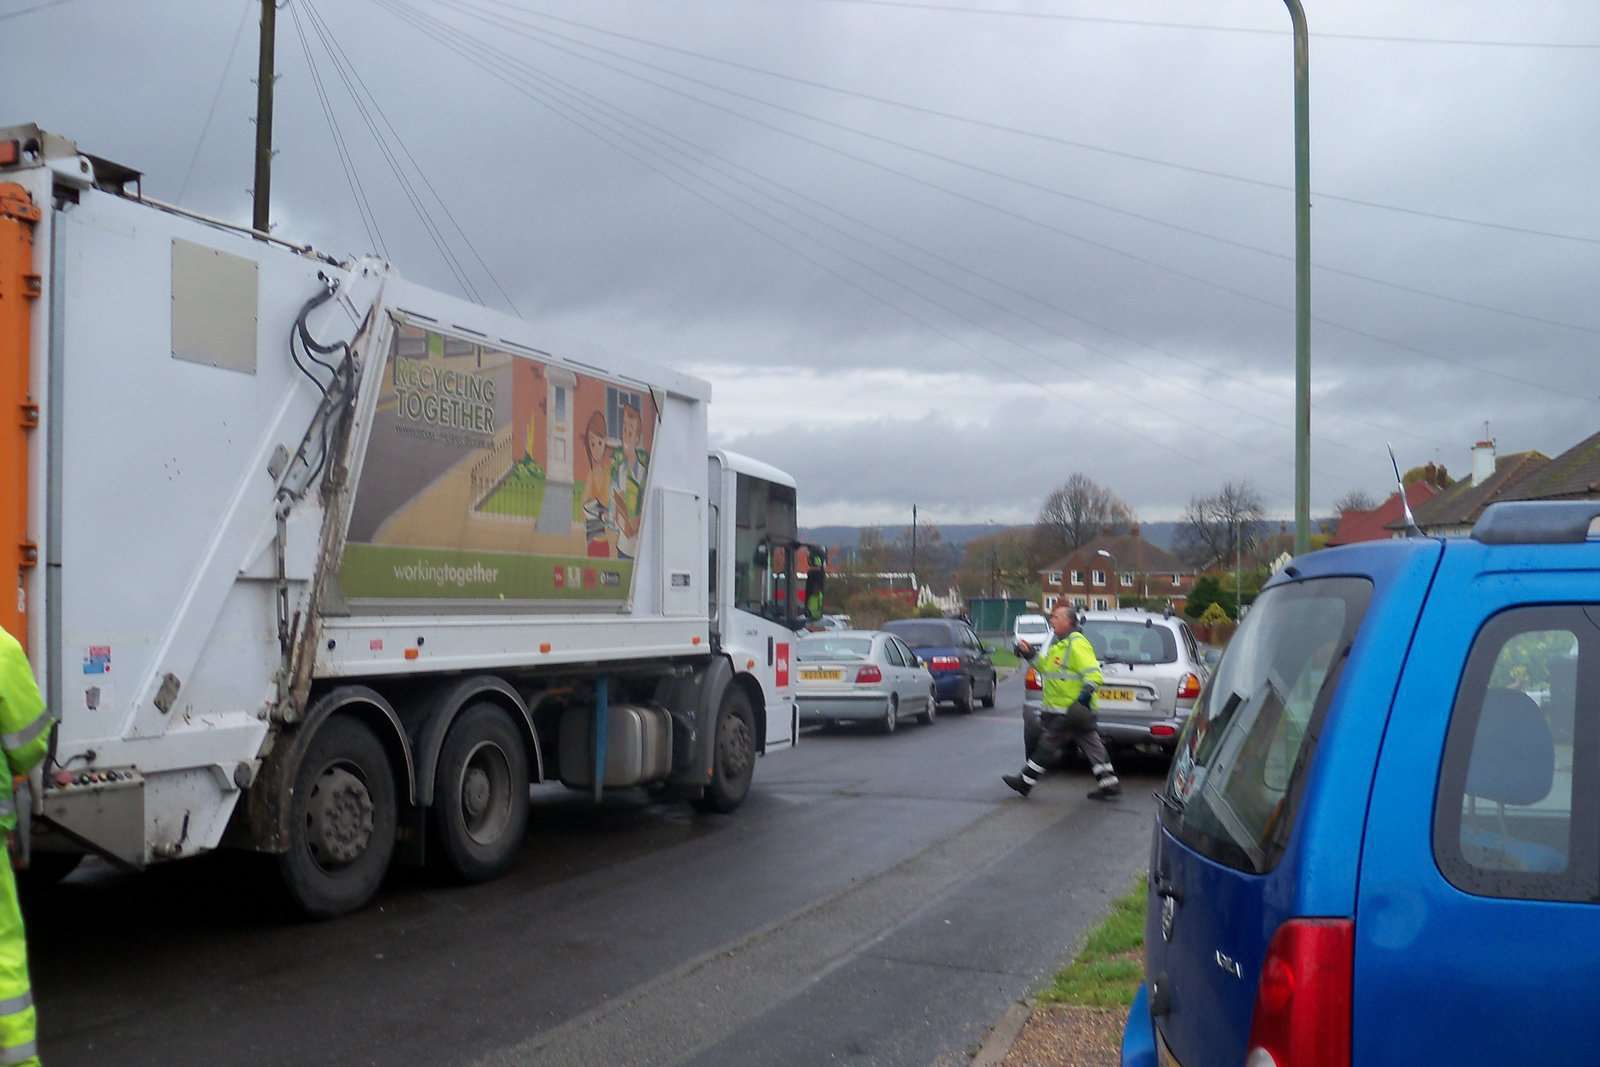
<box><xmin>1328</xmin><ymin>479</ymin><xmax>1442</xmax><ymax>546</ymax></box>
<box><xmin>1500</xmin><ymin>429</ymin><xmax>1600</xmax><ymax>504</ymax></box>
<box><xmin>1393</xmin><ymin>438</ymin><xmax>1548</xmax><ymax>537</ymax></box>
<box><xmin>1038</xmin><ymin>527</ymin><xmax>1197</xmax><ymax>613</ymax></box>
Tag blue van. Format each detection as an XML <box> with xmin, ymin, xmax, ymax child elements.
<box><xmin>1122</xmin><ymin>501</ymin><xmax>1600</xmax><ymax>1067</ymax></box>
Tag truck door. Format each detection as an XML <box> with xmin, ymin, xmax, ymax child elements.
<box><xmin>1356</xmin><ymin>548</ymin><xmax>1600</xmax><ymax>1064</ymax></box>
<box><xmin>725</xmin><ymin>471</ymin><xmax>799</xmax><ymax>750</ymax></box>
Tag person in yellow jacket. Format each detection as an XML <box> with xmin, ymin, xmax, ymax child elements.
<box><xmin>1004</xmin><ymin>604</ymin><xmax>1121</xmax><ymax>801</ymax></box>
<box><xmin>0</xmin><ymin>627</ymin><xmax>53</xmax><ymax>1067</ymax></box>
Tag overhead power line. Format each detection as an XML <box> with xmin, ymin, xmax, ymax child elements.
<box><xmin>475</xmin><ymin>0</ymin><xmax>1600</xmax><ymax>253</ymax></box>
<box><xmin>811</xmin><ymin>0</ymin><xmax>1600</xmax><ymax>50</ymax></box>
<box><xmin>304</xmin><ymin>1</ymin><xmax>527</xmax><ymax>312</ymax></box>
<box><xmin>431</xmin><ymin>0</ymin><xmax>1590</xmax><ymax>400</ymax></box>
<box><xmin>375</xmin><ymin>0</ymin><xmax>1335</xmax><ymax>486</ymax></box>
<box><xmin>301</xmin><ymin>1</ymin><xmax>482</xmax><ymax>301</ymax></box>
<box><xmin>402</xmin><ymin>0</ymin><xmax>1449</xmax><ymax>456</ymax></box>
<box><xmin>286</xmin><ymin>0</ymin><xmax>389</xmax><ymax>256</ymax></box>
<box><xmin>0</xmin><ymin>0</ymin><xmax>82</xmax><ymax>22</ymax></box>
<box><xmin>178</xmin><ymin>0</ymin><xmax>253</xmax><ymax>204</ymax></box>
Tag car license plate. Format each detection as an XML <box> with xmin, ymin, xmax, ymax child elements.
<box><xmin>1156</xmin><ymin>1028</ymin><xmax>1183</xmax><ymax>1067</ymax></box>
<box><xmin>1099</xmin><ymin>687</ymin><xmax>1137</xmax><ymax>703</ymax></box>
<box><xmin>799</xmin><ymin>667</ymin><xmax>844</xmax><ymax>683</ymax></box>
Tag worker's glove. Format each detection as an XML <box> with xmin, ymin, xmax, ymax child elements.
<box><xmin>1014</xmin><ymin>641</ymin><xmax>1034</xmax><ymax>660</ymax></box>
<box><xmin>1075</xmin><ymin>684</ymin><xmax>1096</xmax><ymax>709</ymax></box>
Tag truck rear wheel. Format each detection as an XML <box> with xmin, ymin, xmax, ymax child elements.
<box><xmin>278</xmin><ymin>716</ymin><xmax>399</xmax><ymax>919</ymax></box>
<box><xmin>429</xmin><ymin>703</ymin><xmax>530</xmax><ymax>883</ymax></box>
<box><xmin>693</xmin><ymin>686</ymin><xmax>756</xmax><ymax>814</ymax></box>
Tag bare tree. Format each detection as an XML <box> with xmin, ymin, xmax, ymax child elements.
<box><xmin>1176</xmin><ymin>481</ymin><xmax>1267</xmax><ymax>567</ymax></box>
<box><xmin>1334</xmin><ymin>489</ymin><xmax>1378</xmax><ymax>514</ymax></box>
<box><xmin>1035</xmin><ymin>474</ymin><xmax>1135</xmax><ymax>557</ymax></box>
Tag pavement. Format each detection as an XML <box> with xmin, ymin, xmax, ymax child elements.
<box><xmin>29</xmin><ymin>673</ymin><xmax>1158</xmax><ymax>1067</ymax></box>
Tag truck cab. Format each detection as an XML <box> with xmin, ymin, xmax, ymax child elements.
<box><xmin>708</xmin><ymin>450</ymin><xmax>813</xmax><ymax>754</ymax></box>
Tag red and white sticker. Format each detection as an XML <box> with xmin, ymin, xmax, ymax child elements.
<box><xmin>775</xmin><ymin>642</ymin><xmax>790</xmax><ymax>688</ymax></box>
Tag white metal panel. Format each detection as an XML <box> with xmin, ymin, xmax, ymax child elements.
<box><xmin>317</xmin><ymin>615</ymin><xmax>710</xmax><ymax>676</ymax></box>
<box><xmin>50</xmin><ymin>188</ymin><xmax>364</xmax><ymax>758</ymax></box>
<box><xmin>657</xmin><ymin>487</ymin><xmax>703</xmax><ymax>618</ymax></box>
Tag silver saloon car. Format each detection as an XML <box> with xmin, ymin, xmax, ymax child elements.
<box><xmin>796</xmin><ymin>630</ymin><xmax>937</xmax><ymax>734</ymax></box>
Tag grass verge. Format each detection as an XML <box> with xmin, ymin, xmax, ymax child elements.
<box><xmin>987</xmin><ymin>649</ymin><xmax>1022</xmax><ymax>669</ymax></box>
<box><xmin>1036</xmin><ymin>880</ymin><xmax>1148</xmax><ymax>1009</ymax></box>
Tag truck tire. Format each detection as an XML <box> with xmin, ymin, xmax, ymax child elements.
<box><xmin>429</xmin><ymin>703</ymin><xmax>531</xmax><ymax>883</ymax></box>
<box><xmin>693</xmin><ymin>686</ymin><xmax>756</xmax><ymax>814</ymax></box>
<box><xmin>278</xmin><ymin>715</ymin><xmax>399</xmax><ymax>919</ymax></box>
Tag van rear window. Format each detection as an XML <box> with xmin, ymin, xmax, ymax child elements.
<box><xmin>1162</xmin><ymin>576</ymin><xmax>1372</xmax><ymax>873</ymax></box>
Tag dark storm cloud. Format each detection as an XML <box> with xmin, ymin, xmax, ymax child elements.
<box><xmin>5</xmin><ymin>0</ymin><xmax>1595</xmax><ymax>522</ymax></box>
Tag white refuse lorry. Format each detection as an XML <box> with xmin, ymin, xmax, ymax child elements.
<box><xmin>0</xmin><ymin>124</ymin><xmax>824</xmax><ymax>916</ymax></box>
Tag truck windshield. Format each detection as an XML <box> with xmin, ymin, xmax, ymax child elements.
<box><xmin>733</xmin><ymin>473</ymin><xmax>799</xmax><ymax>620</ymax></box>
<box><xmin>1162</xmin><ymin>576</ymin><xmax>1372</xmax><ymax>873</ymax></box>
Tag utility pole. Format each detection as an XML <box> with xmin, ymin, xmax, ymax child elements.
<box><xmin>1235</xmin><ymin>518</ymin><xmax>1243</xmax><ymax>620</ymax></box>
<box><xmin>1285</xmin><ymin>0</ymin><xmax>1312</xmax><ymax>555</ymax></box>
<box><xmin>910</xmin><ymin>505</ymin><xmax>918</xmax><ymax>592</ymax></box>
<box><xmin>251</xmin><ymin>0</ymin><xmax>277</xmax><ymax>237</ymax></box>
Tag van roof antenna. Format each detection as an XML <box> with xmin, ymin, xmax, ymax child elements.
<box><xmin>1389</xmin><ymin>443</ymin><xmax>1423</xmax><ymax>538</ymax></box>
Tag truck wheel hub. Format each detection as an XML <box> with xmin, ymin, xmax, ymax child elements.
<box><xmin>463</xmin><ymin>767</ymin><xmax>491</xmax><ymax>820</ymax></box>
<box><xmin>719</xmin><ymin>714</ymin><xmax>752</xmax><ymax>780</ymax></box>
<box><xmin>307</xmin><ymin>766</ymin><xmax>374</xmax><ymax>868</ymax></box>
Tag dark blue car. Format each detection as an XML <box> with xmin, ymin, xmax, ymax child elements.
<box><xmin>1123</xmin><ymin>501</ymin><xmax>1600</xmax><ymax>1067</ymax></box>
<box><xmin>882</xmin><ymin>618</ymin><xmax>996</xmax><ymax>713</ymax></box>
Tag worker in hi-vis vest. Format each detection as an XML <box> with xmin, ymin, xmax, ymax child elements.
<box><xmin>1005</xmin><ymin>603</ymin><xmax>1121</xmax><ymax>801</ymax></box>
<box><xmin>0</xmin><ymin>626</ymin><xmax>54</xmax><ymax>1067</ymax></box>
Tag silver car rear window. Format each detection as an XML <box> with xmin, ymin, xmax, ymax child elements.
<box><xmin>1081</xmin><ymin>621</ymin><xmax>1177</xmax><ymax>665</ymax></box>
<box><xmin>798</xmin><ymin>637</ymin><xmax>872</xmax><ymax>660</ymax></box>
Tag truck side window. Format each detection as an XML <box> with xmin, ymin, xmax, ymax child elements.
<box><xmin>1434</xmin><ymin>607</ymin><xmax>1600</xmax><ymax>903</ymax></box>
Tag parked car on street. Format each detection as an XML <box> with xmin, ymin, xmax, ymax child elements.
<box><xmin>1023</xmin><ymin>609</ymin><xmax>1207</xmax><ymax>760</ymax></box>
<box><xmin>883</xmin><ymin>617</ymin><xmax>998</xmax><ymax>713</ymax></box>
<box><xmin>1122</xmin><ymin>501</ymin><xmax>1600</xmax><ymax>1067</ymax></box>
<box><xmin>1012</xmin><ymin>613</ymin><xmax>1052</xmax><ymax>655</ymax></box>
<box><xmin>795</xmin><ymin>631</ymin><xmax>936</xmax><ymax>733</ymax></box>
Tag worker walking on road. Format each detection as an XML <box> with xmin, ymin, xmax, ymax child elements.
<box><xmin>1004</xmin><ymin>604</ymin><xmax>1121</xmax><ymax>801</ymax></box>
<box><xmin>0</xmin><ymin>627</ymin><xmax>54</xmax><ymax>1067</ymax></box>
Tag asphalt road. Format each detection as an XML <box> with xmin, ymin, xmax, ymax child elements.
<box><xmin>30</xmin><ymin>673</ymin><xmax>1161</xmax><ymax>1067</ymax></box>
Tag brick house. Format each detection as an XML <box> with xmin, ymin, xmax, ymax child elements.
<box><xmin>1038</xmin><ymin>527</ymin><xmax>1197</xmax><ymax>613</ymax></box>
<box><xmin>1391</xmin><ymin>439</ymin><xmax>1549</xmax><ymax>537</ymax></box>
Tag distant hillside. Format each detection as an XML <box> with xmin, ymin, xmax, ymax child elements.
<box><xmin>800</xmin><ymin>522</ymin><xmax>1184</xmax><ymax>552</ymax></box>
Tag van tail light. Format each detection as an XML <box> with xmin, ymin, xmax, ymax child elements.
<box><xmin>1025</xmin><ymin>667</ymin><xmax>1042</xmax><ymax>692</ymax></box>
<box><xmin>1244</xmin><ymin>918</ymin><xmax>1353</xmax><ymax>1067</ymax></box>
<box><xmin>1177</xmin><ymin>672</ymin><xmax>1203</xmax><ymax>700</ymax></box>
<box><xmin>927</xmin><ymin>655</ymin><xmax>961</xmax><ymax>672</ymax></box>
<box><xmin>1150</xmin><ymin>723</ymin><xmax>1177</xmax><ymax>738</ymax></box>
<box><xmin>855</xmin><ymin>665</ymin><xmax>883</xmax><ymax>684</ymax></box>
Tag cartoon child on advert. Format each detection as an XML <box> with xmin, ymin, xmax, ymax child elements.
<box><xmin>611</xmin><ymin>402</ymin><xmax>650</xmax><ymax>560</ymax></box>
<box><xmin>581</xmin><ymin>410</ymin><xmax>614</xmax><ymax>558</ymax></box>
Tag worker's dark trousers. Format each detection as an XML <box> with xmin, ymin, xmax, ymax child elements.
<box><xmin>1023</xmin><ymin>709</ymin><xmax>1117</xmax><ymax>788</ymax></box>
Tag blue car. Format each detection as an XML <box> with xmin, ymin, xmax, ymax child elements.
<box><xmin>1123</xmin><ymin>501</ymin><xmax>1600</xmax><ymax>1067</ymax></box>
<box><xmin>882</xmin><ymin>618</ymin><xmax>997</xmax><ymax>713</ymax></box>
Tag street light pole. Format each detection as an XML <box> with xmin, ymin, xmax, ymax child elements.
<box><xmin>1285</xmin><ymin>0</ymin><xmax>1312</xmax><ymax>555</ymax></box>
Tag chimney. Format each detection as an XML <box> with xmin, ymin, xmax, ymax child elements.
<box><xmin>1472</xmin><ymin>438</ymin><xmax>1496</xmax><ymax>487</ymax></box>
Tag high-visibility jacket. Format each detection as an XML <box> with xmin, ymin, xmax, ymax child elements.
<box><xmin>1031</xmin><ymin>630</ymin><xmax>1103</xmax><ymax>713</ymax></box>
<box><xmin>0</xmin><ymin>626</ymin><xmax>48</xmax><ymax>1067</ymax></box>
<box><xmin>0</xmin><ymin>631</ymin><xmax>51</xmax><ymax>830</ymax></box>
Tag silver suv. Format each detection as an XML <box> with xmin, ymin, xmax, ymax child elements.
<box><xmin>1022</xmin><ymin>609</ymin><xmax>1210</xmax><ymax>759</ymax></box>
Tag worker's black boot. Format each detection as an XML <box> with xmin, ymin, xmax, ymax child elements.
<box><xmin>1087</xmin><ymin>772</ymin><xmax>1122</xmax><ymax>801</ymax></box>
<box><xmin>1002</xmin><ymin>773</ymin><xmax>1032</xmax><ymax>798</ymax></box>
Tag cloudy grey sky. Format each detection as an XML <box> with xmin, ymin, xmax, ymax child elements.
<box><xmin>5</xmin><ymin>0</ymin><xmax>1597</xmax><ymax>524</ymax></box>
